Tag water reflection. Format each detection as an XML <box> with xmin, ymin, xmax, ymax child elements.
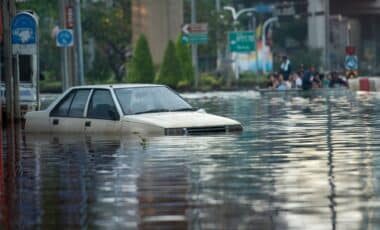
<box><xmin>2</xmin><ymin>90</ymin><xmax>380</xmax><ymax>229</ymax></box>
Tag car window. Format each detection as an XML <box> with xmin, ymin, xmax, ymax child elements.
<box><xmin>68</xmin><ymin>89</ymin><xmax>91</xmax><ymax>117</ymax></box>
<box><xmin>87</xmin><ymin>89</ymin><xmax>119</xmax><ymax>120</ymax></box>
<box><xmin>50</xmin><ymin>89</ymin><xmax>91</xmax><ymax>117</ymax></box>
<box><xmin>115</xmin><ymin>86</ymin><xmax>193</xmax><ymax>115</ymax></box>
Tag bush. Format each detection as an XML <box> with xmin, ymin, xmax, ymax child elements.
<box><xmin>127</xmin><ymin>34</ymin><xmax>155</xmax><ymax>83</ymax></box>
<box><xmin>39</xmin><ymin>80</ymin><xmax>62</xmax><ymax>93</ymax></box>
<box><xmin>155</xmin><ymin>40</ymin><xmax>182</xmax><ymax>88</ymax></box>
<box><xmin>200</xmin><ymin>74</ymin><xmax>222</xmax><ymax>90</ymax></box>
<box><xmin>238</xmin><ymin>72</ymin><xmax>269</xmax><ymax>88</ymax></box>
<box><xmin>176</xmin><ymin>80</ymin><xmax>191</xmax><ymax>91</ymax></box>
<box><xmin>176</xmin><ymin>36</ymin><xmax>194</xmax><ymax>84</ymax></box>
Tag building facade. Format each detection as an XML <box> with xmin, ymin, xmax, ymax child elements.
<box><xmin>132</xmin><ymin>0</ymin><xmax>183</xmax><ymax>65</ymax></box>
<box><xmin>308</xmin><ymin>0</ymin><xmax>380</xmax><ymax>74</ymax></box>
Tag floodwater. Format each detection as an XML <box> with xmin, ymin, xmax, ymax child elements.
<box><xmin>2</xmin><ymin>89</ymin><xmax>380</xmax><ymax>229</ymax></box>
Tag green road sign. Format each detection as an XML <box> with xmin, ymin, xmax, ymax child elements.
<box><xmin>228</xmin><ymin>31</ymin><xmax>256</xmax><ymax>52</ymax></box>
<box><xmin>182</xmin><ymin>33</ymin><xmax>208</xmax><ymax>44</ymax></box>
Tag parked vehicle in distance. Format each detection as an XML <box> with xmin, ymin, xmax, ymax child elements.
<box><xmin>25</xmin><ymin>84</ymin><xmax>243</xmax><ymax>135</ymax></box>
<box><xmin>1</xmin><ymin>53</ymin><xmax>40</xmax><ymax>118</ymax></box>
<box><xmin>1</xmin><ymin>84</ymin><xmax>39</xmax><ymax>118</ymax></box>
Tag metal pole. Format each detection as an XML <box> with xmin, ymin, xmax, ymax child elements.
<box><xmin>4</xmin><ymin>0</ymin><xmax>14</xmax><ymax>122</ymax></box>
<box><xmin>262</xmin><ymin>17</ymin><xmax>278</xmax><ymax>75</ymax></box>
<box><xmin>191</xmin><ymin>0</ymin><xmax>199</xmax><ymax>89</ymax></box>
<box><xmin>13</xmin><ymin>55</ymin><xmax>20</xmax><ymax>120</ymax></box>
<box><xmin>59</xmin><ymin>0</ymin><xmax>69</xmax><ymax>91</ymax></box>
<box><xmin>347</xmin><ymin>22</ymin><xmax>351</xmax><ymax>46</ymax></box>
<box><xmin>10</xmin><ymin>1</ymin><xmax>20</xmax><ymax>121</ymax></box>
<box><xmin>325</xmin><ymin>0</ymin><xmax>330</xmax><ymax>71</ymax></box>
<box><xmin>74</xmin><ymin>0</ymin><xmax>85</xmax><ymax>85</ymax></box>
<box><xmin>216</xmin><ymin>0</ymin><xmax>222</xmax><ymax>73</ymax></box>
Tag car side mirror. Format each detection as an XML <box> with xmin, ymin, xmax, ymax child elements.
<box><xmin>108</xmin><ymin>110</ymin><xmax>120</xmax><ymax>121</ymax></box>
<box><xmin>197</xmin><ymin>108</ymin><xmax>206</xmax><ymax>113</ymax></box>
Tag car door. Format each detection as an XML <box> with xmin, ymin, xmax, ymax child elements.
<box><xmin>49</xmin><ymin>89</ymin><xmax>91</xmax><ymax>132</ymax></box>
<box><xmin>84</xmin><ymin>89</ymin><xmax>122</xmax><ymax>133</ymax></box>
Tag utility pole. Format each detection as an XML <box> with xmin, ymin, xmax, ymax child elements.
<box><xmin>59</xmin><ymin>0</ymin><xmax>69</xmax><ymax>91</ymax></box>
<box><xmin>215</xmin><ymin>0</ymin><xmax>222</xmax><ymax>73</ymax></box>
<box><xmin>74</xmin><ymin>0</ymin><xmax>85</xmax><ymax>85</ymax></box>
<box><xmin>3</xmin><ymin>0</ymin><xmax>15</xmax><ymax>122</ymax></box>
<box><xmin>325</xmin><ymin>0</ymin><xmax>330</xmax><ymax>71</ymax></box>
<box><xmin>191</xmin><ymin>0</ymin><xmax>199</xmax><ymax>89</ymax></box>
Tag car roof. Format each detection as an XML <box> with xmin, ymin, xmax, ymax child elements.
<box><xmin>70</xmin><ymin>83</ymin><xmax>164</xmax><ymax>90</ymax></box>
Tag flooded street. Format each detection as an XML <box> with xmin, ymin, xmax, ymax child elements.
<box><xmin>2</xmin><ymin>90</ymin><xmax>380</xmax><ymax>229</ymax></box>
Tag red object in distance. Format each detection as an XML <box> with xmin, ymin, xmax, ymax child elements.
<box><xmin>65</xmin><ymin>6</ymin><xmax>74</xmax><ymax>28</ymax></box>
<box><xmin>346</xmin><ymin>46</ymin><xmax>356</xmax><ymax>55</ymax></box>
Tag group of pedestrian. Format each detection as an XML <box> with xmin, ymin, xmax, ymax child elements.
<box><xmin>267</xmin><ymin>56</ymin><xmax>349</xmax><ymax>91</ymax></box>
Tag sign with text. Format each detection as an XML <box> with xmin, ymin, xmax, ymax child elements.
<box><xmin>181</xmin><ymin>23</ymin><xmax>208</xmax><ymax>44</ymax></box>
<box><xmin>228</xmin><ymin>31</ymin><xmax>256</xmax><ymax>53</ymax></box>
<box><xmin>12</xmin><ymin>11</ymin><xmax>38</xmax><ymax>55</ymax></box>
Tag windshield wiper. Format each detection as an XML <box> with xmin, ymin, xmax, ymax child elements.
<box><xmin>171</xmin><ymin>108</ymin><xmax>197</xmax><ymax>112</ymax></box>
<box><xmin>134</xmin><ymin>109</ymin><xmax>170</xmax><ymax>115</ymax></box>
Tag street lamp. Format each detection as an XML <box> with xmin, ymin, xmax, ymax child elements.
<box><xmin>223</xmin><ymin>6</ymin><xmax>257</xmax><ymax>80</ymax></box>
<box><xmin>262</xmin><ymin>16</ymin><xmax>278</xmax><ymax>74</ymax></box>
<box><xmin>223</xmin><ymin>6</ymin><xmax>257</xmax><ymax>30</ymax></box>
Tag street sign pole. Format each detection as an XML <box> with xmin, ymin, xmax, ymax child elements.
<box><xmin>191</xmin><ymin>0</ymin><xmax>199</xmax><ymax>89</ymax></box>
<box><xmin>3</xmin><ymin>0</ymin><xmax>15</xmax><ymax>122</ymax></box>
<box><xmin>74</xmin><ymin>0</ymin><xmax>85</xmax><ymax>86</ymax></box>
<box><xmin>59</xmin><ymin>0</ymin><xmax>69</xmax><ymax>91</ymax></box>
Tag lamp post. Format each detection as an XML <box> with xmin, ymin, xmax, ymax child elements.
<box><xmin>223</xmin><ymin>6</ymin><xmax>257</xmax><ymax>81</ymax></box>
<box><xmin>74</xmin><ymin>0</ymin><xmax>85</xmax><ymax>85</ymax></box>
<box><xmin>262</xmin><ymin>16</ymin><xmax>278</xmax><ymax>74</ymax></box>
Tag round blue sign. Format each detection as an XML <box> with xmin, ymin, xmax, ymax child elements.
<box><xmin>56</xmin><ymin>29</ymin><xmax>73</xmax><ymax>47</ymax></box>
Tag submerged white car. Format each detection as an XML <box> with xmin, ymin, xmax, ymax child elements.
<box><xmin>25</xmin><ymin>84</ymin><xmax>242</xmax><ymax>135</ymax></box>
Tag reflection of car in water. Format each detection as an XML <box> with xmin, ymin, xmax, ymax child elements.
<box><xmin>25</xmin><ymin>84</ymin><xmax>243</xmax><ymax>135</ymax></box>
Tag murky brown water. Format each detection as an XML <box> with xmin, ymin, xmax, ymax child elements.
<box><xmin>2</xmin><ymin>89</ymin><xmax>380</xmax><ymax>229</ymax></box>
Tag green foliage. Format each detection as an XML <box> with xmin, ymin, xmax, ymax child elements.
<box><xmin>39</xmin><ymin>80</ymin><xmax>62</xmax><ymax>93</ymax></box>
<box><xmin>156</xmin><ymin>41</ymin><xmax>182</xmax><ymax>88</ymax></box>
<box><xmin>127</xmin><ymin>35</ymin><xmax>155</xmax><ymax>83</ymax></box>
<box><xmin>200</xmin><ymin>74</ymin><xmax>222</xmax><ymax>90</ymax></box>
<box><xmin>83</xmin><ymin>1</ymin><xmax>132</xmax><ymax>82</ymax></box>
<box><xmin>175</xmin><ymin>36</ymin><xmax>194</xmax><ymax>84</ymax></box>
<box><xmin>238</xmin><ymin>72</ymin><xmax>269</xmax><ymax>88</ymax></box>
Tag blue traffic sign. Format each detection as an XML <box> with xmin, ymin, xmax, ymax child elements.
<box><xmin>12</xmin><ymin>12</ymin><xmax>38</xmax><ymax>55</ymax></box>
<box><xmin>345</xmin><ymin>55</ymin><xmax>358</xmax><ymax>70</ymax></box>
<box><xmin>56</xmin><ymin>29</ymin><xmax>74</xmax><ymax>47</ymax></box>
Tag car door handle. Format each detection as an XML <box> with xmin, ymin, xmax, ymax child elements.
<box><xmin>53</xmin><ymin>119</ymin><xmax>59</xmax><ymax>125</ymax></box>
<box><xmin>85</xmin><ymin>121</ymin><xmax>91</xmax><ymax>127</ymax></box>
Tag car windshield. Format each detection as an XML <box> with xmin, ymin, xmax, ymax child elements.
<box><xmin>115</xmin><ymin>86</ymin><xmax>194</xmax><ymax>115</ymax></box>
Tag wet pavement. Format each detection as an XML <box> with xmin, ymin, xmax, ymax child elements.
<box><xmin>2</xmin><ymin>89</ymin><xmax>380</xmax><ymax>229</ymax></box>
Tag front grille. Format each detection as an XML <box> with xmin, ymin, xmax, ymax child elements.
<box><xmin>165</xmin><ymin>125</ymin><xmax>242</xmax><ymax>136</ymax></box>
<box><xmin>187</xmin><ymin>126</ymin><xmax>226</xmax><ymax>135</ymax></box>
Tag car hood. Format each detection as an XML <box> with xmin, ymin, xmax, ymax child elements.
<box><xmin>123</xmin><ymin>111</ymin><xmax>241</xmax><ymax>128</ymax></box>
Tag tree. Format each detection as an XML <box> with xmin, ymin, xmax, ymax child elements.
<box><xmin>175</xmin><ymin>36</ymin><xmax>194</xmax><ymax>84</ymax></box>
<box><xmin>83</xmin><ymin>1</ymin><xmax>132</xmax><ymax>83</ymax></box>
<box><xmin>127</xmin><ymin>35</ymin><xmax>154</xmax><ymax>83</ymax></box>
<box><xmin>156</xmin><ymin>41</ymin><xmax>182</xmax><ymax>88</ymax></box>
